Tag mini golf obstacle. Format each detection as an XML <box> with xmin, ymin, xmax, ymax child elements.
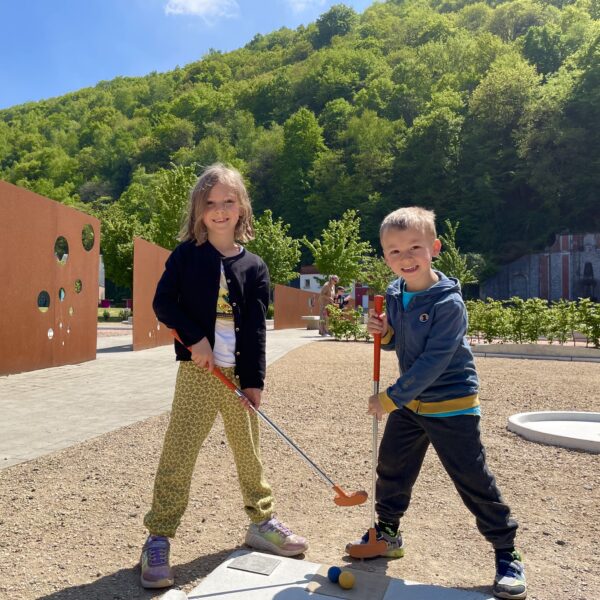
<box><xmin>182</xmin><ymin>549</ymin><xmax>494</xmax><ymax>600</ymax></box>
<box><xmin>508</xmin><ymin>411</ymin><xmax>600</xmax><ymax>453</ymax></box>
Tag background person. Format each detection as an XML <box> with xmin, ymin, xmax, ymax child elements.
<box><xmin>318</xmin><ymin>274</ymin><xmax>338</xmax><ymax>336</ymax></box>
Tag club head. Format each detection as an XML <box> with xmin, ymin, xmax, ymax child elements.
<box><xmin>347</xmin><ymin>527</ymin><xmax>388</xmax><ymax>558</ymax></box>
<box><xmin>332</xmin><ymin>486</ymin><xmax>368</xmax><ymax>507</ymax></box>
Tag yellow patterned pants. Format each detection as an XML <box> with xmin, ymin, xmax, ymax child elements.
<box><xmin>144</xmin><ymin>361</ymin><xmax>274</xmax><ymax>537</ymax></box>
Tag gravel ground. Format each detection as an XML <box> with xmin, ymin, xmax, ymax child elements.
<box><xmin>1</xmin><ymin>342</ymin><xmax>598</xmax><ymax>600</ymax></box>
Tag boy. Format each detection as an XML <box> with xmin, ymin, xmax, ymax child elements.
<box><xmin>346</xmin><ymin>207</ymin><xmax>526</xmax><ymax>600</ymax></box>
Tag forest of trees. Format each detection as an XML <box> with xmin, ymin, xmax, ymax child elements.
<box><xmin>1</xmin><ymin>0</ymin><xmax>598</xmax><ymax>287</ymax></box>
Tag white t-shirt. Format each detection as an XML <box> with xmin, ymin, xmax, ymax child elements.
<box><xmin>213</xmin><ymin>260</ymin><xmax>237</xmax><ymax>367</ymax></box>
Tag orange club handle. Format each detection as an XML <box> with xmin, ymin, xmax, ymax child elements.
<box><xmin>373</xmin><ymin>294</ymin><xmax>384</xmax><ymax>384</ymax></box>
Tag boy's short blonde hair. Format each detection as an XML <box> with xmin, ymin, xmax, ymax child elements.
<box><xmin>179</xmin><ymin>163</ymin><xmax>254</xmax><ymax>245</ymax></box>
<box><xmin>380</xmin><ymin>206</ymin><xmax>437</xmax><ymax>240</ymax></box>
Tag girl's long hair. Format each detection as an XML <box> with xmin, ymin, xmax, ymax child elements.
<box><xmin>179</xmin><ymin>163</ymin><xmax>254</xmax><ymax>244</ymax></box>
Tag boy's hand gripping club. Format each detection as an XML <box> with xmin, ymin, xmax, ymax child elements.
<box><xmin>170</xmin><ymin>329</ymin><xmax>368</xmax><ymax>508</ymax></box>
<box><xmin>348</xmin><ymin>294</ymin><xmax>388</xmax><ymax>558</ymax></box>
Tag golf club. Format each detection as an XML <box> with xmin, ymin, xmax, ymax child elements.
<box><xmin>348</xmin><ymin>294</ymin><xmax>388</xmax><ymax>558</ymax></box>
<box><xmin>171</xmin><ymin>329</ymin><xmax>368</xmax><ymax>508</ymax></box>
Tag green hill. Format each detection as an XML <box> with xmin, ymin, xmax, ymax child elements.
<box><xmin>1</xmin><ymin>0</ymin><xmax>599</xmax><ymax>270</ymax></box>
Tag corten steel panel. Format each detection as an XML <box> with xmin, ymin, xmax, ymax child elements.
<box><xmin>132</xmin><ymin>237</ymin><xmax>173</xmax><ymax>351</ymax></box>
<box><xmin>273</xmin><ymin>284</ymin><xmax>320</xmax><ymax>330</ymax></box>
<box><xmin>0</xmin><ymin>180</ymin><xmax>100</xmax><ymax>375</ymax></box>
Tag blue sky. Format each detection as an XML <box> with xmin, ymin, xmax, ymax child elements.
<box><xmin>0</xmin><ymin>0</ymin><xmax>373</xmax><ymax>110</ymax></box>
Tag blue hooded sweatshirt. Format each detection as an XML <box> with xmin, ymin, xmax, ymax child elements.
<box><xmin>379</xmin><ymin>271</ymin><xmax>479</xmax><ymax>414</ymax></box>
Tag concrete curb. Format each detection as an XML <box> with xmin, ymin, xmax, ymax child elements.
<box><xmin>472</xmin><ymin>343</ymin><xmax>600</xmax><ymax>363</ymax></box>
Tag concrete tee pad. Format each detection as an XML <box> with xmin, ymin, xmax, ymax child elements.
<box><xmin>187</xmin><ymin>550</ymin><xmax>494</xmax><ymax>600</ymax></box>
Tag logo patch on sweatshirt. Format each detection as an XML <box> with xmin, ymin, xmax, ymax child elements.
<box><xmin>419</xmin><ymin>313</ymin><xmax>429</xmax><ymax>322</ymax></box>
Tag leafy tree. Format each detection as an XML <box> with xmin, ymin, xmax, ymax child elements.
<box><xmin>150</xmin><ymin>164</ymin><xmax>198</xmax><ymax>250</ymax></box>
<box><xmin>246</xmin><ymin>209</ymin><xmax>301</xmax><ymax>287</ymax></box>
<box><xmin>100</xmin><ymin>203</ymin><xmax>151</xmax><ymax>289</ymax></box>
<box><xmin>314</xmin><ymin>4</ymin><xmax>358</xmax><ymax>49</ymax></box>
<box><xmin>434</xmin><ymin>220</ymin><xmax>479</xmax><ymax>287</ymax></box>
<box><xmin>305</xmin><ymin>149</ymin><xmax>353</xmax><ymax>233</ymax></box>
<box><xmin>359</xmin><ymin>255</ymin><xmax>395</xmax><ymax>295</ymax></box>
<box><xmin>390</xmin><ymin>102</ymin><xmax>463</xmax><ymax>217</ymax></box>
<box><xmin>318</xmin><ymin>97</ymin><xmax>356</xmax><ymax>146</ymax></box>
<box><xmin>487</xmin><ymin>0</ymin><xmax>550</xmax><ymax>42</ymax></box>
<box><xmin>457</xmin><ymin>52</ymin><xmax>542</xmax><ymax>258</ymax></box>
<box><xmin>521</xmin><ymin>24</ymin><xmax>565</xmax><ymax>74</ymax></box>
<box><xmin>137</xmin><ymin>115</ymin><xmax>195</xmax><ymax>169</ymax></box>
<box><xmin>246</xmin><ymin>123</ymin><xmax>285</xmax><ymax>214</ymax></box>
<box><xmin>302</xmin><ymin>209</ymin><xmax>373</xmax><ymax>285</ymax></box>
<box><xmin>273</xmin><ymin>108</ymin><xmax>326</xmax><ymax>233</ymax></box>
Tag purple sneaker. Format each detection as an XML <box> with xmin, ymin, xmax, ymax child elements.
<box><xmin>245</xmin><ymin>516</ymin><xmax>308</xmax><ymax>557</ymax></box>
<box><xmin>140</xmin><ymin>535</ymin><xmax>174</xmax><ymax>589</ymax></box>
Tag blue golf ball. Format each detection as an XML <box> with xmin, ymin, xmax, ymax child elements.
<box><xmin>327</xmin><ymin>566</ymin><xmax>342</xmax><ymax>583</ymax></box>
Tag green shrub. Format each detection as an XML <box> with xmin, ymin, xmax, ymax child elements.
<box><xmin>327</xmin><ymin>305</ymin><xmax>371</xmax><ymax>341</ymax></box>
<box><xmin>466</xmin><ymin>297</ymin><xmax>599</xmax><ymax>347</ymax></box>
<box><xmin>576</xmin><ymin>298</ymin><xmax>600</xmax><ymax>348</ymax></box>
<box><xmin>119</xmin><ymin>308</ymin><xmax>132</xmax><ymax>320</ymax></box>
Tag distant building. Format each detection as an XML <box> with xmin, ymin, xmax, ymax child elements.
<box><xmin>298</xmin><ymin>265</ymin><xmax>323</xmax><ymax>293</ymax></box>
<box><xmin>481</xmin><ymin>233</ymin><xmax>600</xmax><ymax>301</ymax></box>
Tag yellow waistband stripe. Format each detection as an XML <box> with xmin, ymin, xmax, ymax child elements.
<box><xmin>381</xmin><ymin>326</ymin><xmax>394</xmax><ymax>345</ymax></box>
<box><xmin>405</xmin><ymin>394</ymin><xmax>480</xmax><ymax>414</ymax></box>
<box><xmin>378</xmin><ymin>391</ymin><xmax>398</xmax><ymax>413</ymax></box>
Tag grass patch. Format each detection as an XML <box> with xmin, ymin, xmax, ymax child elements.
<box><xmin>98</xmin><ymin>308</ymin><xmax>131</xmax><ymax>323</ymax></box>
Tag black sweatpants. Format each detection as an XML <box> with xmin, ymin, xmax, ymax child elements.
<box><xmin>376</xmin><ymin>407</ymin><xmax>518</xmax><ymax>550</ymax></box>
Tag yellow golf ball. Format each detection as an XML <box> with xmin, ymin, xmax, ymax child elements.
<box><xmin>338</xmin><ymin>570</ymin><xmax>355</xmax><ymax>589</ymax></box>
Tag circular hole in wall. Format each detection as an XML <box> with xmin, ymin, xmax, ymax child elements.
<box><xmin>54</xmin><ymin>236</ymin><xmax>69</xmax><ymax>265</ymax></box>
<box><xmin>82</xmin><ymin>224</ymin><xmax>95</xmax><ymax>251</ymax></box>
<box><xmin>58</xmin><ymin>287</ymin><xmax>66</xmax><ymax>302</ymax></box>
<box><xmin>37</xmin><ymin>291</ymin><xmax>50</xmax><ymax>313</ymax></box>
<box><xmin>69</xmin><ymin>306</ymin><xmax>74</xmax><ymax>316</ymax></box>
<box><xmin>75</xmin><ymin>279</ymin><xmax>83</xmax><ymax>294</ymax></box>
<box><xmin>48</xmin><ymin>328</ymin><xmax>54</xmax><ymax>340</ymax></box>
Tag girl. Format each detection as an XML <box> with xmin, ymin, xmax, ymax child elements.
<box><xmin>140</xmin><ymin>163</ymin><xmax>308</xmax><ymax>589</ymax></box>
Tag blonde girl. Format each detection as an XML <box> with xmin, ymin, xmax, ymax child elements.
<box><xmin>140</xmin><ymin>163</ymin><xmax>307</xmax><ymax>589</ymax></box>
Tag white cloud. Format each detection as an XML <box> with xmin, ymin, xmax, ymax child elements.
<box><xmin>165</xmin><ymin>0</ymin><xmax>240</xmax><ymax>22</ymax></box>
<box><xmin>285</xmin><ymin>0</ymin><xmax>326</xmax><ymax>14</ymax></box>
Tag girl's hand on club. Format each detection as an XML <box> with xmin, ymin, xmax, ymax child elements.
<box><xmin>367</xmin><ymin>310</ymin><xmax>388</xmax><ymax>337</ymax></box>
<box><xmin>367</xmin><ymin>394</ymin><xmax>385</xmax><ymax>421</ymax></box>
<box><xmin>241</xmin><ymin>388</ymin><xmax>261</xmax><ymax>410</ymax></box>
<box><xmin>190</xmin><ymin>337</ymin><xmax>214</xmax><ymax>371</ymax></box>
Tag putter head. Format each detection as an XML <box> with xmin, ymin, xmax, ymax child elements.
<box><xmin>347</xmin><ymin>527</ymin><xmax>388</xmax><ymax>559</ymax></box>
<box><xmin>332</xmin><ymin>486</ymin><xmax>368</xmax><ymax>507</ymax></box>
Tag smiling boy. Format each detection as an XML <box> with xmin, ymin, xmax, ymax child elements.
<box><xmin>346</xmin><ymin>207</ymin><xmax>527</xmax><ymax>600</ymax></box>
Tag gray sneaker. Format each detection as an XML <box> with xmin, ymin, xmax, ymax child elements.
<box><xmin>493</xmin><ymin>550</ymin><xmax>527</xmax><ymax>599</ymax></box>
<box><xmin>140</xmin><ymin>535</ymin><xmax>174</xmax><ymax>589</ymax></box>
<box><xmin>245</xmin><ymin>516</ymin><xmax>308</xmax><ymax>557</ymax></box>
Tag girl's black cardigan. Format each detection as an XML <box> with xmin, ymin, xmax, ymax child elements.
<box><xmin>152</xmin><ymin>240</ymin><xmax>270</xmax><ymax>390</ymax></box>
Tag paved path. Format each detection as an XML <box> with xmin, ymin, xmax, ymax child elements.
<box><xmin>0</xmin><ymin>327</ymin><xmax>322</xmax><ymax>470</ymax></box>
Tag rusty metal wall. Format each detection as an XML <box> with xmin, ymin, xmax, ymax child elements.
<box><xmin>0</xmin><ymin>181</ymin><xmax>100</xmax><ymax>375</ymax></box>
<box><xmin>132</xmin><ymin>237</ymin><xmax>173</xmax><ymax>351</ymax></box>
<box><xmin>273</xmin><ymin>284</ymin><xmax>320</xmax><ymax>330</ymax></box>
